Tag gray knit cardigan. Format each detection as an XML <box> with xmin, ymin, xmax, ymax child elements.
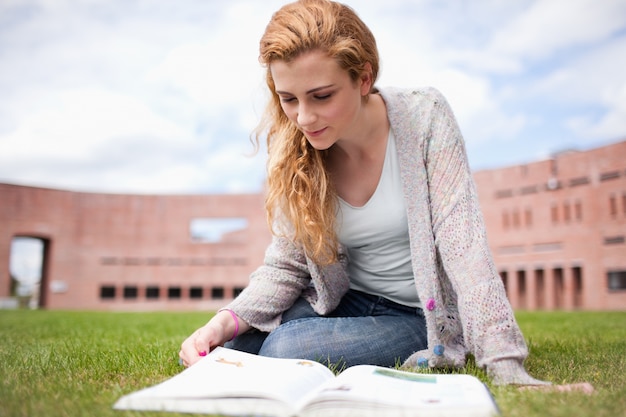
<box><xmin>226</xmin><ymin>87</ymin><xmax>548</xmax><ymax>386</ymax></box>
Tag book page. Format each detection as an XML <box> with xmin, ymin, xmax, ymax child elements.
<box><xmin>299</xmin><ymin>366</ymin><xmax>499</xmax><ymax>417</ymax></box>
<box><xmin>114</xmin><ymin>347</ymin><xmax>335</xmax><ymax>416</ymax></box>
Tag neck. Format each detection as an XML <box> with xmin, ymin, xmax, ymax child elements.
<box><xmin>332</xmin><ymin>94</ymin><xmax>389</xmax><ymax>162</ymax></box>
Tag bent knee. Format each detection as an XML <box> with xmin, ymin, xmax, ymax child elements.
<box><xmin>257</xmin><ymin>318</ymin><xmax>323</xmax><ymax>360</ymax></box>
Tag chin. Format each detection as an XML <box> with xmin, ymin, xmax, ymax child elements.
<box><xmin>307</xmin><ymin>141</ymin><xmax>334</xmax><ymax>151</ymax></box>
<box><xmin>303</xmin><ymin>130</ymin><xmax>336</xmax><ymax>151</ymax></box>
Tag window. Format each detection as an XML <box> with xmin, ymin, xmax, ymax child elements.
<box><xmin>123</xmin><ymin>257</ymin><xmax>142</xmax><ymax>266</ymax></box>
<box><xmin>563</xmin><ymin>202</ymin><xmax>571</xmax><ymax>222</ymax></box>
<box><xmin>569</xmin><ymin>177</ymin><xmax>590</xmax><ymax>187</ymax></box>
<box><xmin>600</xmin><ymin>171</ymin><xmax>620</xmax><ymax>182</ymax></box>
<box><xmin>190</xmin><ymin>218</ymin><xmax>249</xmax><ymax>243</ymax></box>
<box><xmin>100</xmin><ymin>286</ymin><xmax>116</xmax><ymax>299</ymax></box>
<box><xmin>211</xmin><ymin>287</ymin><xmax>225</xmax><ymax>299</ymax></box>
<box><xmin>608</xmin><ymin>271</ymin><xmax>626</xmax><ymax>291</ymax></box>
<box><xmin>520</xmin><ymin>185</ymin><xmax>538</xmax><ymax>195</ymax></box>
<box><xmin>233</xmin><ymin>287</ymin><xmax>245</xmax><ymax>297</ymax></box>
<box><xmin>146</xmin><ymin>286</ymin><xmax>160</xmax><ymax>299</ymax></box>
<box><xmin>512</xmin><ymin>210</ymin><xmax>520</xmax><ymax>228</ymax></box>
<box><xmin>604</xmin><ymin>236</ymin><xmax>625</xmax><ymax>245</ymax></box>
<box><xmin>502</xmin><ymin>211</ymin><xmax>510</xmax><ymax>229</ymax></box>
<box><xmin>551</xmin><ymin>203</ymin><xmax>559</xmax><ymax>223</ymax></box>
<box><xmin>610</xmin><ymin>195</ymin><xmax>617</xmax><ymax>216</ymax></box>
<box><xmin>575</xmin><ymin>200</ymin><xmax>583</xmax><ymax>221</ymax></box>
<box><xmin>524</xmin><ymin>208</ymin><xmax>532</xmax><ymax>227</ymax></box>
<box><xmin>168</xmin><ymin>287</ymin><xmax>182</xmax><ymax>299</ymax></box>
<box><xmin>495</xmin><ymin>189</ymin><xmax>513</xmax><ymax>199</ymax></box>
<box><xmin>211</xmin><ymin>257</ymin><xmax>231</xmax><ymax>266</ymax></box>
<box><xmin>190</xmin><ymin>287</ymin><xmax>203</xmax><ymax>299</ymax></box>
<box><xmin>123</xmin><ymin>286</ymin><xmax>138</xmax><ymax>299</ymax></box>
<box><xmin>101</xmin><ymin>257</ymin><xmax>117</xmax><ymax>265</ymax></box>
<box><xmin>533</xmin><ymin>242</ymin><xmax>563</xmax><ymax>252</ymax></box>
<box><xmin>498</xmin><ymin>245</ymin><xmax>525</xmax><ymax>255</ymax></box>
<box><xmin>233</xmin><ymin>257</ymin><xmax>247</xmax><ymax>266</ymax></box>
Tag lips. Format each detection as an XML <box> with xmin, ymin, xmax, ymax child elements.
<box><xmin>303</xmin><ymin>127</ymin><xmax>327</xmax><ymax>137</ymax></box>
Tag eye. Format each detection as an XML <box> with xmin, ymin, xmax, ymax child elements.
<box><xmin>315</xmin><ymin>93</ymin><xmax>332</xmax><ymax>100</ymax></box>
<box><xmin>280</xmin><ymin>96</ymin><xmax>296</xmax><ymax>104</ymax></box>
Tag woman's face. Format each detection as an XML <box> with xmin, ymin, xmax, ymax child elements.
<box><xmin>270</xmin><ymin>49</ymin><xmax>371</xmax><ymax>150</ymax></box>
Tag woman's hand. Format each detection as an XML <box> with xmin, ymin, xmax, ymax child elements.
<box><xmin>178</xmin><ymin>309</ymin><xmax>249</xmax><ymax>367</ymax></box>
<box><xmin>178</xmin><ymin>321</ymin><xmax>226</xmax><ymax>367</ymax></box>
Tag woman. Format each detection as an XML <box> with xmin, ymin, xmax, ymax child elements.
<box><xmin>180</xmin><ymin>0</ymin><xmax>548</xmax><ymax>386</ymax></box>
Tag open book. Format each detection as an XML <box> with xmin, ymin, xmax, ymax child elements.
<box><xmin>114</xmin><ymin>347</ymin><xmax>499</xmax><ymax>417</ymax></box>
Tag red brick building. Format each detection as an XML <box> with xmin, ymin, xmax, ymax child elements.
<box><xmin>0</xmin><ymin>187</ymin><xmax>271</xmax><ymax>310</ymax></box>
<box><xmin>474</xmin><ymin>140</ymin><xmax>626</xmax><ymax>310</ymax></box>
<box><xmin>1</xmin><ymin>140</ymin><xmax>625</xmax><ymax>311</ymax></box>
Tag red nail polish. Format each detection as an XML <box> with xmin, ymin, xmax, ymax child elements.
<box><xmin>199</xmin><ymin>350</ymin><xmax>207</xmax><ymax>357</ymax></box>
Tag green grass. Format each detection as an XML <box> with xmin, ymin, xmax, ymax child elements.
<box><xmin>0</xmin><ymin>310</ymin><xmax>624</xmax><ymax>417</ymax></box>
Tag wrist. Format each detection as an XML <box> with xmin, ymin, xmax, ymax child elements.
<box><xmin>217</xmin><ymin>308</ymin><xmax>240</xmax><ymax>342</ymax></box>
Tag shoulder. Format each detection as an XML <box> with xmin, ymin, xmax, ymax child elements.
<box><xmin>377</xmin><ymin>86</ymin><xmax>453</xmax><ymax>131</ymax></box>
<box><xmin>378</xmin><ymin>86</ymin><xmax>448</xmax><ymax>111</ymax></box>
<box><xmin>378</xmin><ymin>86</ymin><xmax>455</xmax><ymax>138</ymax></box>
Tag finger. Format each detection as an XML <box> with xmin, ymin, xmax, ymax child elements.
<box><xmin>179</xmin><ymin>336</ymin><xmax>201</xmax><ymax>366</ymax></box>
<box><xmin>178</xmin><ymin>350</ymin><xmax>188</xmax><ymax>367</ymax></box>
<box><xmin>193</xmin><ymin>329</ymin><xmax>212</xmax><ymax>357</ymax></box>
<box><xmin>519</xmin><ymin>382</ymin><xmax>594</xmax><ymax>394</ymax></box>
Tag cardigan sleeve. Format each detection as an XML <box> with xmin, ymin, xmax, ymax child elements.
<box><xmin>224</xmin><ymin>234</ymin><xmax>312</xmax><ymax>332</ymax></box>
<box><xmin>422</xmin><ymin>88</ymin><xmax>547</xmax><ymax>385</ymax></box>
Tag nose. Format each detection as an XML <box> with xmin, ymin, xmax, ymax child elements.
<box><xmin>296</xmin><ymin>103</ymin><xmax>317</xmax><ymax>127</ymax></box>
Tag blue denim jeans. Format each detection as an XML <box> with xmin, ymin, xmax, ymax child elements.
<box><xmin>225</xmin><ymin>289</ymin><xmax>427</xmax><ymax>369</ymax></box>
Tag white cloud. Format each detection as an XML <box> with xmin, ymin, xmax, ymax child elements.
<box><xmin>524</xmin><ymin>33</ymin><xmax>626</xmax><ymax>142</ymax></box>
<box><xmin>566</xmin><ymin>83</ymin><xmax>626</xmax><ymax>140</ymax></box>
<box><xmin>0</xmin><ymin>88</ymin><xmax>190</xmax><ymax>160</ymax></box>
<box><xmin>370</xmin><ymin>7</ymin><xmax>529</xmax><ymax>147</ymax></box>
<box><xmin>455</xmin><ymin>0</ymin><xmax>626</xmax><ymax>73</ymax></box>
<box><xmin>0</xmin><ymin>0</ymin><xmax>624</xmax><ymax>193</ymax></box>
<box><xmin>492</xmin><ymin>0</ymin><xmax>626</xmax><ymax>58</ymax></box>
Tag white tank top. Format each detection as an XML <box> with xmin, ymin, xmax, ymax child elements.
<box><xmin>336</xmin><ymin>131</ymin><xmax>420</xmax><ymax>308</ymax></box>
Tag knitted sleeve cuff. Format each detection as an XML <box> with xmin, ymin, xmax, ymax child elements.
<box><xmin>487</xmin><ymin>359</ymin><xmax>551</xmax><ymax>386</ymax></box>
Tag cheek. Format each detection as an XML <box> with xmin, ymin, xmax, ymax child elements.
<box><xmin>280</xmin><ymin>103</ymin><xmax>298</xmax><ymax>123</ymax></box>
<box><xmin>329</xmin><ymin>99</ymin><xmax>357</xmax><ymax>125</ymax></box>
<box><xmin>320</xmin><ymin>101</ymin><xmax>345</xmax><ymax>122</ymax></box>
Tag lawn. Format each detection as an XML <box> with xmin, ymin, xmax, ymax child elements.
<box><xmin>0</xmin><ymin>309</ymin><xmax>624</xmax><ymax>417</ymax></box>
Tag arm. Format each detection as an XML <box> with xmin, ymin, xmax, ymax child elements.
<box><xmin>178</xmin><ymin>309</ymin><xmax>252</xmax><ymax>367</ymax></box>
<box><xmin>226</xmin><ymin>234</ymin><xmax>313</xmax><ymax>330</ymax></box>
<box><xmin>423</xmin><ymin>90</ymin><xmax>546</xmax><ymax>385</ymax></box>
<box><xmin>179</xmin><ymin>234</ymin><xmax>312</xmax><ymax>366</ymax></box>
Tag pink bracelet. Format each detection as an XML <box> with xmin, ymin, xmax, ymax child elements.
<box><xmin>220</xmin><ymin>309</ymin><xmax>239</xmax><ymax>341</ymax></box>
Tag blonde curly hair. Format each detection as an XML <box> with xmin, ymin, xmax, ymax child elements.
<box><xmin>255</xmin><ymin>0</ymin><xmax>379</xmax><ymax>265</ymax></box>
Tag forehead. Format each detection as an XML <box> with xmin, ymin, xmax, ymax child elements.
<box><xmin>270</xmin><ymin>50</ymin><xmax>348</xmax><ymax>92</ymax></box>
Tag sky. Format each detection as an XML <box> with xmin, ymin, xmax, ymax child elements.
<box><xmin>1</xmin><ymin>0</ymin><xmax>626</xmax><ymax>196</ymax></box>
